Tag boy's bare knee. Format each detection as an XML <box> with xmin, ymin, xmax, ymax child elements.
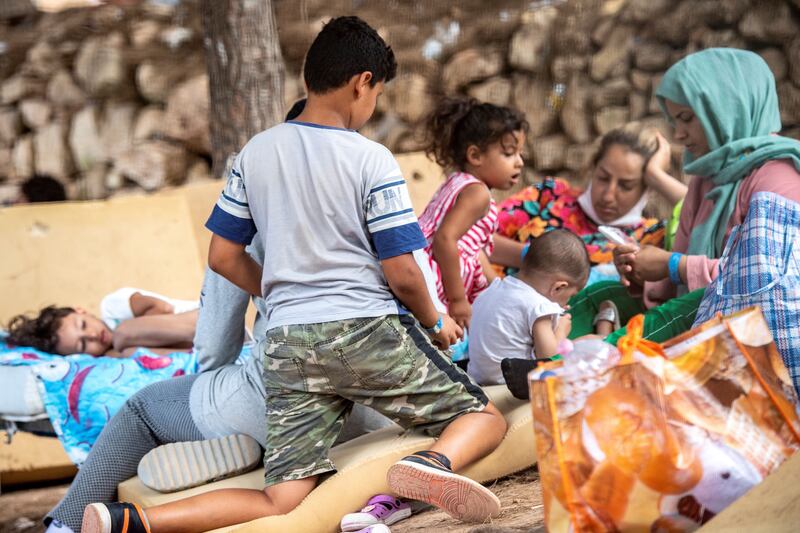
<box><xmin>480</xmin><ymin>402</ymin><xmax>508</xmax><ymax>435</ymax></box>
<box><xmin>483</xmin><ymin>401</ymin><xmax>508</xmax><ymax>433</ymax></box>
<box><xmin>262</xmin><ymin>476</ymin><xmax>318</xmax><ymax>515</ymax></box>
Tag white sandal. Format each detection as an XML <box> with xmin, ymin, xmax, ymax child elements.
<box><xmin>593</xmin><ymin>300</ymin><xmax>621</xmax><ymax>331</ymax></box>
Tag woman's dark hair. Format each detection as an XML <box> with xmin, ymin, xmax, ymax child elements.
<box><xmin>424</xmin><ymin>97</ymin><xmax>529</xmax><ymax>170</ymax></box>
<box><xmin>6</xmin><ymin>306</ymin><xmax>74</xmax><ymax>353</ymax></box>
<box><xmin>590</xmin><ymin>127</ymin><xmax>657</xmax><ymax>176</ymax></box>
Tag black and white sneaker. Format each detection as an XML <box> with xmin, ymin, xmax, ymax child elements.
<box><xmin>386</xmin><ymin>450</ymin><xmax>501</xmax><ymax>523</ymax></box>
<box><xmin>82</xmin><ymin>502</ymin><xmax>150</xmax><ymax>533</ymax></box>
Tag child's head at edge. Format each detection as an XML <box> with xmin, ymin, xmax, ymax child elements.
<box><xmin>424</xmin><ymin>97</ymin><xmax>529</xmax><ymax>191</ymax></box>
<box><xmin>519</xmin><ymin>229</ymin><xmax>590</xmax><ymax>307</ymax></box>
<box><xmin>6</xmin><ymin>305</ymin><xmax>113</xmax><ymax>356</ymax></box>
<box><xmin>299</xmin><ymin>16</ymin><xmax>397</xmax><ymax>130</ymax></box>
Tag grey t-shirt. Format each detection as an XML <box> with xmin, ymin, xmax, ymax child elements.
<box><xmin>204</xmin><ymin>121</ymin><xmax>427</xmax><ymax>330</ymax></box>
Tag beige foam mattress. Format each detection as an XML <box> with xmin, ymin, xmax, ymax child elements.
<box><xmin>119</xmin><ymin>385</ymin><xmax>536</xmax><ymax>532</ymax></box>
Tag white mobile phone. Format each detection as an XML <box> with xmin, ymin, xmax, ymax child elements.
<box><xmin>598</xmin><ymin>225</ymin><xmax>635</xmax><ymax>246</ymax></box>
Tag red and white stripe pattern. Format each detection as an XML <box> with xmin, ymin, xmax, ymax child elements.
<box><xmin>418</xmin><ymin>172</ymin><xmax>498</xmax><ymax>306</ymax></box>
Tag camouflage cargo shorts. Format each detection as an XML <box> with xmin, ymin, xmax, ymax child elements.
<box><xmin>261</xmin><ymin>314</ymin><xmax>488</xmax><ymax>487</ymax></box>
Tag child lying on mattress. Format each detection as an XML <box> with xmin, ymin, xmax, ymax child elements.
<box><xmin>5</xmin><ymin>288</ymin><xmax>199</xmax><ymax>356</ymax></box>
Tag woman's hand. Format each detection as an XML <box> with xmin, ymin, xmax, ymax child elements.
<box><xmin>448</xmin><ymin>298</ymin><xmax>472</xmax><ymax>330</ymax></box>
<box><xmin>643</xmin><ymin>131</ymin><xmax>688</xmax><ymax>205</ymax></box>
<box><xmin>629</xmin><ymin>245</ymin><xmax>671</xmax><ymax>283</ymax></box>
<box><xmin>645</xmin><ymin>131</ymin><xmax>672</xmax><ymax>183</ymax></box>
<box><xmin>613</xmin><ymin>242</ymin><xmax>641</xmax><ymax>286</ymax></box>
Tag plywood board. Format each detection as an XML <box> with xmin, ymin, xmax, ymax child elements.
<box><xmin>0</xmin><ymin>432</ymin><xmax>76</xmax><ymax>487</ymax></box>
<box><xmin>0</xmin><ymin>194</ymin><xmax>204</xmax><ymax>324</ymax></box>
<box><xmin>157</xmin><ymin>180</ymin><xmax>223</xmax><ymax>268</ymax></box>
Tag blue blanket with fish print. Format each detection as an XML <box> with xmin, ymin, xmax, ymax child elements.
<box><xmin>0</xmin><ymin>340</ymin><xmax>198</xmax><ymax>464</ymax></box>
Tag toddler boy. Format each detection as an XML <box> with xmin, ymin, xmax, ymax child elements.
<box><xmin>468</xmin><ymin>229</ymin><xmax>590</xmax><ymax>385</ymax></box>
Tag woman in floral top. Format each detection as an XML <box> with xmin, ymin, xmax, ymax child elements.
<box><xmin>493</xmin><ymin>127</ymin><xmax>686</xmax><ymax>271</ymax></box>
<box><xmin>491</xmin><ymin>127</ymin><xmax>687</xmax><ymax>337</ymax></box>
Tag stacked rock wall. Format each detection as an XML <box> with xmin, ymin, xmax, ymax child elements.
<box><xmin>0</xmin><ymin>2</ymin><xmax>211</xmax><ymax>202</ymax></box>
<box><xmin>1</xmin><ymin>0</ymin><xmax>799</xmax><ymax>203</ymax></box>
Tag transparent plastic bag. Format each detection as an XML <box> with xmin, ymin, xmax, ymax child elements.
<box><xmin>529</xmin><ymin>309</ymin><xmax>800</xmax><ymax>532</ymax></box>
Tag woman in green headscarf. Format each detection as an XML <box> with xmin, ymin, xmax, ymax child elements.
<box><xmin>571</xmin><ymin>47</ymin><xmax>800</xmax><ymax>344</ymax></box>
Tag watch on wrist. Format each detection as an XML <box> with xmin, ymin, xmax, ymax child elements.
<box><xmin>425</xmin><ymin>315</ymin><xmax>443</xmax><ymax>335</ymax></box>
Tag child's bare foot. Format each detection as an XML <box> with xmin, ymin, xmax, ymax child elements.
<box><xmin>593</xmin><ymin>300</ymin><xmax>620</xmax><ymax>336</ymax></box>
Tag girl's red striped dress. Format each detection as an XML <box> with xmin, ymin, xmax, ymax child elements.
<box><xmin>418</xmin><ymin>172</ymin><xmax>498</xmax><ymax>306</ymax></box>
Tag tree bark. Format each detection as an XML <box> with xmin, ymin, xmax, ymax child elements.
<box><xmin>199</xmin><ymin>0</ymin><xmax>285</xmax><ymax>177</ymax></box>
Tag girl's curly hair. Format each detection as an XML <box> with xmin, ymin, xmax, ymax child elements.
<box><xmin>6</xmin><ymin>305</ymin><xmax>75</xmax><ymax>353</ymax></box>
<box><xmin>423</xmin><ymin>97</ymin><xmax>529</xmax><ymax>171</ymax></box>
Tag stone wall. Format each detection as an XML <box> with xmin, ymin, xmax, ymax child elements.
<box><xmin>358</xmin><ymin>0</ymin><xmax>800</xmax><ymax>189</ymax></box>
<box><xmin>1</xmin><ymin>0</ymin><xmax>799</xmax><ymax>203</ymax></box>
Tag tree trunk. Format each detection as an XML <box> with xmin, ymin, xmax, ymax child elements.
<box><xmin>199</xmin><ymin>0</ymin><xmax>285</xmax><ymax>177</ymax></box>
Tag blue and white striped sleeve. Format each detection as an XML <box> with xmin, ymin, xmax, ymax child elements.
<box><xmin>365</xmin><ymin>167</ymin><xmax>427</xmax><ymax>260</ymax></box>
<box><xmin>205</xmin><ymin>161</ymin><xmax>257</xmax><ymax>245</ymax></box>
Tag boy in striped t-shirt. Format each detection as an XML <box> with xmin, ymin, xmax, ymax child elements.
<box><xmin>82</xmin><ymin>16</ymin><xmax>507</xmax><ymax>533</ymax></box>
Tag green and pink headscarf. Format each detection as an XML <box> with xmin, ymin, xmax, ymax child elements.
<box><xmin>656</xmin><ymin>48</ymin><xmax>800</xmax><ymax>258</ymax></box>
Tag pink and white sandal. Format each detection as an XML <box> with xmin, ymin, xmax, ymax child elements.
<box><xmin>340</xmin><ymin>494</ymin><xmax>412</xmax><ymax>532</ymax></box>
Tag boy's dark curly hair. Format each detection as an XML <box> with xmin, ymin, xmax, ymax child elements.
<box><xmin>304</xmin><ymin>16</ymin><xmax>397</xmax><ymax>94</ymax></box>
<box><xmin>6</xmin><ymin>306</ymin><xmax>75</xmax><ymax>353</ymax></box>
<box><xmin>424</xmin><ymin>97</ymin><xmax>529</xmax><ymax>171</ymax></box>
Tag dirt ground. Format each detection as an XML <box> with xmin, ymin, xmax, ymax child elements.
<box><xmin>0</xmin><ymin>468</ymin><xmax>544</xmax><ymax>533</ymax></box>
<box><xmin>0</xmin><ymin>481</ymin><xmax>68</xmax><ymax>533</ymax></box>
<box><xmin>393</xmin><ymin>468</ymin><xmax>546</xmax><ymax>533</ymax></box>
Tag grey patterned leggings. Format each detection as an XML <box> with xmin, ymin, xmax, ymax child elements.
<box><xmin>47</xmin><ymin>374</ymin><xmax>203</xmax><ymax>531</ymax></box>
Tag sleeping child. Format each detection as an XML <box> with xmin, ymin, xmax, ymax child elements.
<box><xmin>5</xmin><ymin>288</ymin><xmax>199</xmax><ymax>356</ymax></box>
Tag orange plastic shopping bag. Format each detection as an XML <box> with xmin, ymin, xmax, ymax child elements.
<box><xmin>529</xmin><ymin>307</ymin><xmax>800</xmax><ymax>532</ymax></box>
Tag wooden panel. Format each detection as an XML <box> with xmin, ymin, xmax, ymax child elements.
<box><xmin>0</xmin><ymin>194</ymin><xmax>204</xmax><ymax>324</ymax></box>
<box><xmin>0</xmin><ymin>432</ymin><xmax>76</xmax><ymax>487</ymax></box>
<box><xmin>163</xmin><ymin>180</ymin><xmax>223</xmax><ymax>267</ymax></box>
<box><xmin>396</xmin><ymin>152</ymin><xmax>445</xmax><ymax>215</ymax></box>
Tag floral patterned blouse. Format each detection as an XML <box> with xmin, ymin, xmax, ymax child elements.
<box><xmin>496</xmin><ymin>177</ymin><xmax>665</xmax><ymax>273</ymax></box>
